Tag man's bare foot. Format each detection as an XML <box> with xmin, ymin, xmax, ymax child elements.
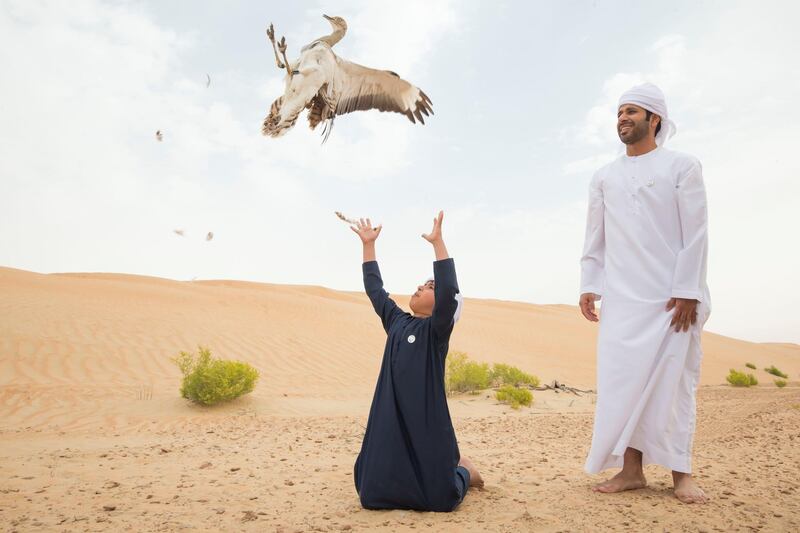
<box><xmin>673</xmin><ymin>472</ymin><xmax>708</xmax><ymax>504</ymax></box>
<box><xmin>459</xmin><ymin>456</ymin><xmax>484</xmax><ymax>489</ymax></box>
<box><xmin>592</xmin><ymin>470</ymin><xmax>647</xmax><ymax>493</ymax></box>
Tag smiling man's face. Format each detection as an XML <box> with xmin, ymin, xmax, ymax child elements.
<box><xmin>617</xmin><ymin>103</ymin><xmax>659</xmax><ymax>144</ymax></box>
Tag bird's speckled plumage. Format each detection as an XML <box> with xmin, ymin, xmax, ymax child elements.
<box><xmin>262</xmin><ymin>15</ymin><xmax>433</xmax><ymax>141</ymax></box>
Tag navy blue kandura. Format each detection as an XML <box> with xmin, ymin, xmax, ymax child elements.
<box><xmin>354</xmin><ymin>258</ymin><xmax>469</xmax><ymax>512</ymax></box>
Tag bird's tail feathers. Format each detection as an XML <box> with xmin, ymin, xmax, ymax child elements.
<box><xmin>262</xmin><ymin>95</ymin><xmax>300</xmax><ymax>137</ymax></box>
<box><xmin>307</xmin><ymin>84</ymin><xmax>334</xmax><ymax>131</ymax></box>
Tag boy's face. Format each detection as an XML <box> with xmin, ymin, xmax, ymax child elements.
<box><xmin>409</xmin><ymin>279</ymin><xmax>435</xmax><ymax>316</ymax></box>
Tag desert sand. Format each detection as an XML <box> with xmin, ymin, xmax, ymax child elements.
<box><xmin>1</xmin><ymin>266</ymin><xmax>798</xmax><ymax>532</ymax></box>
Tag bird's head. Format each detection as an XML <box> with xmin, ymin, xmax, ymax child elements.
<box><xmin>322</xmin><ymin>14</ymin><xmax>347</xmax><ymax>32</ymax></box>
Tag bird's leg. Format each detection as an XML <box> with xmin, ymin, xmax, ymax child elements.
<box><xmin>266</xmin><ymin>24</ymin><xmax>285</xmax><ymax>69</ymax></box>
<box><xmin>277</xmin><ymin>36</ymin><xmax>293</xmax><ymax>78</ymax></box>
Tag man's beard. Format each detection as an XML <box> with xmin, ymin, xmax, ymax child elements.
<box><xmin>618</xmin><ymin>120</ymin><xmax>650</xmax><ymax>144</ymax></box>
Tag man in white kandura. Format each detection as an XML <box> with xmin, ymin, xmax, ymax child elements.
<box><xmin>579</xmin><ymin>82</ymin><xmax>710</xmax><ymax>504</ymax></box>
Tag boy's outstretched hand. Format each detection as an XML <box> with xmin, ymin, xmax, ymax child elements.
<box><xmin>350</xmin><ymin>218</ymin><xmax>382</xmax><ymax>244</ymax></box>
<box><xmin>422</xmin><ymin>211</ymin><xmax>444</xmax><ymax>243</ymax></box>
<box><xmin>423</xmin><ymin>211</ymin><xmax>449</xmax><ymax>260</ymax></box>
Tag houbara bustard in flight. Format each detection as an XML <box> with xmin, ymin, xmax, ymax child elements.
<box><xmin>262</xmin><ymin>14</ymin><xmax>433</xmax><ymax>141</ymax></box>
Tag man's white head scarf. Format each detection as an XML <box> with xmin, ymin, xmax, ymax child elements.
<box><xmin>426</xmin><ymin>277</ymin><xmax>463</xmax><ymax>323</ymax></box>
<box><xmin>618</xmin><ymin>82</ymin><xmax>676</xmax><ymax>146</ymax></box>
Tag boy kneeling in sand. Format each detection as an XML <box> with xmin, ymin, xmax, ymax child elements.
<box><xmin>350</xmin><ymin>211</ymin><xmax>483</xmax><ymax>512</ymax></box>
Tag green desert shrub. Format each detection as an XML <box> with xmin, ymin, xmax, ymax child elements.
<box><xmin>745</xmin><ymin>362</ymin><xmax>756</xmax><ymax>370</ymax></box>
<box><xmin>495</xmin><ymin>385</ymin><xmax>533</xmax><ymax>409</ymax></box>
<box><xmin>764</xmin><ymin>365</ymin><xmax>788</xmax><ymax>379</ymax></box>
<box><xmin>774</xmin><ymin>379</ymin><xmax>787</xmax><ymax>388</ymax></box>
<box><xmin>490</xmin><ymin>363</ymin><xmax>540</xmax><ymax>388</ymax></box>
<box><xmin>173</xmin><ymin>346</ymin><xmax>259</xmax><ymax>406</ymax></box>
<box><xmin>446</xmin><ymin>352</ymin><xmax>491</xmax><ymax>394</ymax></box>
<box><xmin>726</xmin><ymin>369</ymin><xmax>758</xmax><ymax>387</ymax></box>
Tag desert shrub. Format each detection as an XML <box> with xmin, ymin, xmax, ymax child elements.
<box><xmin>173</xmin><ymin>346</ymin><xmax>259</xmax><ymax>406</ymax></box>
<box><xmin>745</xmin><ymin>362</ymin><xmax>756</xmax><ymax>370</ymax></box>
<box><xmin>726</xmin><ymin>369</ymin><xmax>758</xmax><ymax>387</ymax></box>
<box><xmin>446</xmin><ymin>352</ymin><xmax>491</xmax><ymax>394</ymax></box>
<box><xmin>774</xmin><ymin>379</ymin><xmax>787</xmax><ymax>388</ymax></box>
<box><xmin>764</xmin><ymin>365</ymin><xmax>788</xmax><ymax>379</ymax></box>
<box><xmin>495</xmin><ymin>385</ymin><xmax>533</xmax><ymax>409</ymax></box>
<box><xmin>490</xmin><ymin>363</ymin><xmax>540</xmax><ymax>388</ymax></box>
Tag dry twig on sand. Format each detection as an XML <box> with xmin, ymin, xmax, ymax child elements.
<box><xmin>533</xmin><ymin>380</ymin><xmax>594</xmax><ymax>396</ymax></box>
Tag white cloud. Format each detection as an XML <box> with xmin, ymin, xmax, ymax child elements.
<box><xmin>562</xmin><ymin>152</ymin><xmax>616</xmax><ymax>175</ymax></box>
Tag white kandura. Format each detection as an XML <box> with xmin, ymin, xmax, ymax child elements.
<box><xmin>581</xmin><ymin>146</ymin><xmax>710</xmax><ymax>474</ymax></box>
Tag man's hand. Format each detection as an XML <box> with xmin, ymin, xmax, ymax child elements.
<box><xmin>422</xmin><ymin>211</ymin><xmax>444</xmax><ymax>243</ymax></box>
<box><xmin>667</xmin><ymin>297</ymin><xmax>698</xmax><ymax>332</ymax></box>
<box><xmin>350</xmin><ymin>218</ymin><xmax>382</xmax><ymax>244</ymax></box>
<box><xmin>579</xmin><ymin>293</ymin><xmax>599</xmax><ymax>322</ymax></box>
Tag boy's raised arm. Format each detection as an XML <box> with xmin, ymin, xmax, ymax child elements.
<box><xmin>351</xmin><ymin>218</ymin><xmax>403</xmax><ymax>333</ymax></box>
<box><xmin>424</xmin><ymin>212</ymin><xmax>459</xmax><ymax>339</ymax></box>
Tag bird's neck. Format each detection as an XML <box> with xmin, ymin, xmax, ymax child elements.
<box><xmin>319</xmin><ymin>27</ymin><xmax>346</xmax><ymax>47</ymax></box>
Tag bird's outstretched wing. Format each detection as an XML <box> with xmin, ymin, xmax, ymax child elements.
<box><xmin>334</xmin><ymin>59</ymin><xmax>433</xmax><ymax>124</ymax></box>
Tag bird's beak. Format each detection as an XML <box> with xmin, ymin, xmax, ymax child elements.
<box><xmin>323</xmin><ymin>14</ymin><xmax>332</xmax><ymax>21</ymax></box>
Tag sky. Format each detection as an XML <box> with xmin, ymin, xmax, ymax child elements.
<box><xmin>1</xmin><ymin>0</ymin><xmax>799</xmax><ymax>343</ymax></box>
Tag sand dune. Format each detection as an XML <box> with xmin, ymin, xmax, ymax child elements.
<box><xmin>1</xmin><ymin>267</ymin><xmax>796</xmax><ymax>429</ymax></box>
<box><xmin>1</xmin><ymin>267</ymin><xmax>799</xmax><ymax>531</ymax></box>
